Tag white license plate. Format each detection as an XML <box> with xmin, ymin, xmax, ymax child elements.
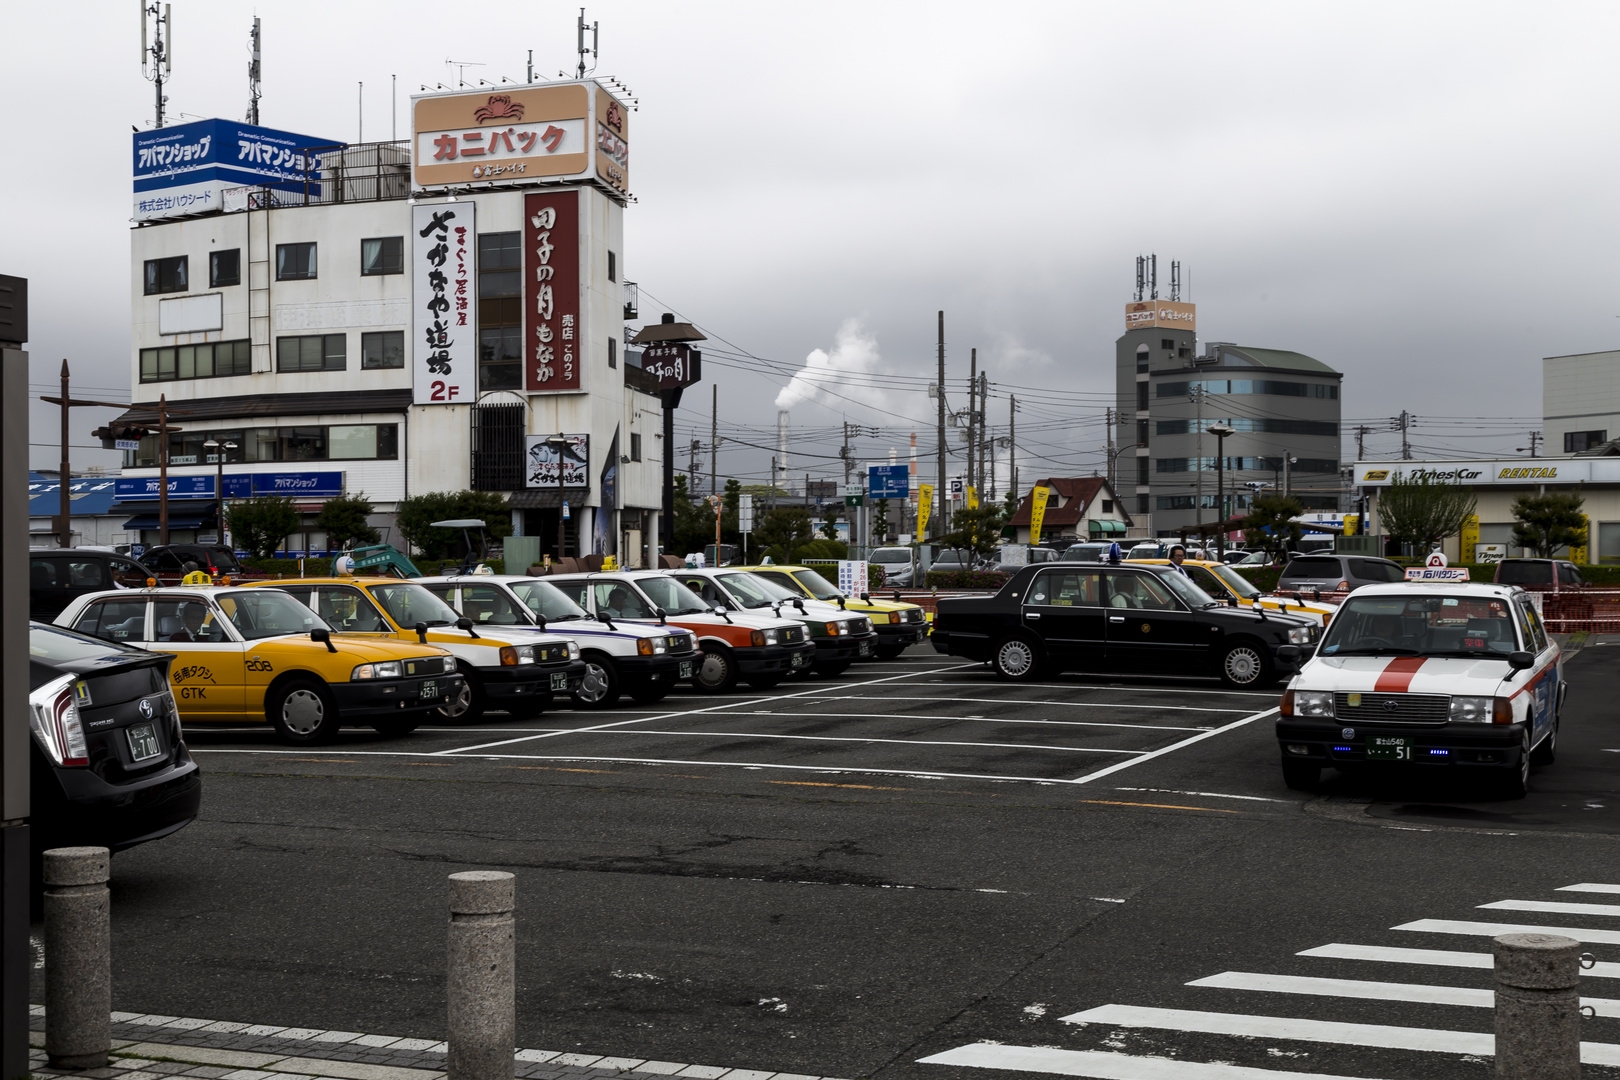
<box><xmin>679</xmin><ymin>660</ymin><xmax>694</xmax><ymax>679</ymax></box>
<box><xmin>550</xmin><ymin>672</ymin><xmax>570</xmax><ymax>690</ymax></box>
<box><xmin>791</xmin><ymin>652</ymin><xmax>807</xmax><ymax>668</ymax></box>
<box><xmin>420</xmin><ymin>681</ymin><xmax>440</xmax><ymax>700</ymax></box>
<box><xmin>127</xmin><ymin>722</ymin><xmax>161</xmax><ymax>762</ymax></box>
<box><xmin>857</xmin><ymin>641</ymin><xmax>872</xmax><ymax>656</ymax></box>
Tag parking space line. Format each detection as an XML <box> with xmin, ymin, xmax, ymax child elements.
<box><xmin>433</xmin><ymin>665</ymin><xmax>981</xmax><ymax>756</ymax></box>
<box><xmin>917</xmin><ymin>680</ymin><xmax>1282</xmax><ymax>699</ymax></box>
<box><xmin>689</xmin><ymin>711</ymin><xmax>1211</xmax><ymax>732</ymax></box>
<box><xmin>421</xmin><ymin>753</ymin><xmax>1128</xmax><ymax>786</ymax></box>
<box><xmin>1066</xmin><ymin>707</ymin><xmax>1280</xmax><ymax>785</ymax></box>
<box><xmin>553</xmin><ymin>728</ymin><xmax>1148</xmax><ymax>755</ymax></box>
<box><xmin>771</xmin><ymin>696</ymin><xmax>1250</xmax><ymax>714</ymax></box>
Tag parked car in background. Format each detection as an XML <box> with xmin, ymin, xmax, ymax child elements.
<box><xmin>1277</xmin><ymin>554</ymin><xmax>1406</xmax><ymax>594</ymax></box>
<box><xmin>738</xmin><ymin>564</ymin><xmax>929</xmax><ymax>660</ymax></box>
<box><xmin>1494</xmin><ymin>559</ymin><xmax>1586</xmax><ymax>590</ymax></box>
<box><xmin>1061</xmin><ymin>542</ymin><xmax>1112</xmax><ymax>563</ymax></box>
<box><xmin>28</xmin><ymin>622</ymin><xmax>201</xmax><ymax>860</ymax></box>
<box><xmin>1130</xmin><ymin>558</ymin><xmax>1336</xmax><ymax>625</ymax></box>
<box><xmin>870</xmin><ymin>546</ymin><xmax>916</xmax><ymax>586</ymax></box>
<box><xmin>1221</xmin><ymin>549</ymin><xmax>1257</xmax><ymax>564</ymax></box>
<box><xmin>1127</xmin><ymin>542</ymin><xmax>1168</xmax><ymax>560</ymax></box>
<box><xmin>140</xmin><ymin>544</ymin><xmax>248</xmax><ymax>580</ymax></box>
<box><xmin>930</xmin><ymin>553</ymin><xmax>973</xmax><ymax>575</ymax></box>
<box><xmin>665</xmin><ymin>568</ymin><xmax>880</xmax><ymax>674</ymax></box>
<box><xmin>30</xmin><ymin>547</ymin><xmax>153</xmax><ymax>620</ymax></box>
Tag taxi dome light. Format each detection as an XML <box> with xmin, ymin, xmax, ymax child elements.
<box><xmin>145</xmin><ymin>577</ymin><xmax>157</xmax><ymax>588</ymax></box>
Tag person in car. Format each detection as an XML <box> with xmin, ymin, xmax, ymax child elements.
<box><xmin>605</xmin><ymin>587</ymin><xmax>635</xmax><ymax>618</ymax></box>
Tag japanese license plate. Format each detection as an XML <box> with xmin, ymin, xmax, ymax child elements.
<box><xmin>857</xmin><ymin>640</ymin><xmax>872</xmax><ymax>657</ymax></box>
<box><xmin>1366</xmin><ymin>736</ymin><xmax>1413</xmax><ymax>761</ymax></box>
<box><xmin>420</xmin><ymin>680</ymin><xmax>440</xmax><ymax>700</ymax></box>
<box><xmin>127</xmin><ymin>722</ymin><xmax>161</xmax><ymax>762</ymax></box>
<box><xmin>550</xmin><ymin>672</ymin><xmax>570</xmax><ymax>691</ymax></box>
<box><xmin>679</xmin><ymin>660</ymin><xmax>694</xmax><ymax>679</ymax></box>
<box><xmin>791</xmin><ymin>651</ymin><xmax>808</xmax><ymax>668</ymax></box>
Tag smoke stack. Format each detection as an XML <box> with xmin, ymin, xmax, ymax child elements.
<box><xmin>777</xmin><ymin>410</ymin><xmax>791</xmax><ymax>494</ymax></box>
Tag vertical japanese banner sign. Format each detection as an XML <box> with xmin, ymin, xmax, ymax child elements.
<box><xmin>524</xmin><ymin>189</ymin><xmax>581</xmax><ymax>391</ymax></box>
<box><xmin>412</xmin><ymin>202</ymin><xmax>476</xmax><ymax>404</ymax></box>
<box><xmin>595</xmin><ymin>429</ymin><xmax>619</xmax><ymax>557</ymax></box>
<box><xmin>965</xmin><ymin>486</ymin><xmax>979</xmax><ymax>510</ymax></box>
<box><xmin>1028</xmin><ymin>487</ymin><xmax>1050</xmax><ymax>542</ymax></box>
<box><xmin>1573</xmin><ymin>514</ymin><xmax>1590</xmax><ymax>565</ymax></box>
<box><xmin>916</xmin><ymin>484</ymin><xmax>934</xmax><ymax>537</ymax></box>
<box><xmin>1458</xmin><ymin>514</ymin><xmax>1478</xmax><ymax>557</ymax></box>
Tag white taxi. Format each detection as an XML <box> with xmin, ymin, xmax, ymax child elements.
<box><xmin>1275</xmin><ymin>581</ymin><xmax>1563</xmax><ymax>798</ymax></box>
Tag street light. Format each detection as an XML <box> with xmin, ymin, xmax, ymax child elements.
<box><xmin>1206</xmin><ymin>423</ymin><xmax>1235</xmax><ymax>558</ymax></box>
<box><xmin>203</xmin><ymin>438</ymin><xmax>238</xmax><ymax>549</ymax></box>
<box><xmin>544</xmin><ymin>433</ymin><xmax>571</xmax><ymax>562</ymax></box>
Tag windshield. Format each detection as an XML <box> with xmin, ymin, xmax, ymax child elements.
<box><xmin>510</xmin><ymin>580</ymin><xmax>591</xmax><ymax>622</ymax></box>
<box><xmin>368</xmin><ymin>582</ymin><xmax>462</xmax><ymax>628</ymax></box>
<box><xmin>1318</xmin><ymin>594</ymin><xmax>1523</xmax><ymax>658</ymax></box>
<box><xmin>793</xmin><ymin>569</ymin><xmax>843</xmax><ymax>601</ymax></box>
<box><xmin>634</xmin><ymin>576</ymin><xmax>712</xmax><ymax>615</ymax></box>
<box><xmin>1143</xmin><ymin>566</ymin><xmax>1219</xmax><ymax>608</ymax></box>
<box><xmin>216</xmin><ymin>590</ymin><xmax>328</xmax><ymax>640</ymax></box>
<box><xmin>718</xmin><ymin>572</ymin><xmax>799</xmax><ymax>608</ymax></box>
<box><xmin>1496</xmin><ymin>562</ymin><xmax>1554</xmax><ymax>585</ymax></box>
<box><xmin>1209</xmin><ymin>563</ymin><xmax>1262</xmax><ymax>599</ymax></box>
<box><xmin>30</xmin><ymin>624</ymin><xmax>145</xmax><ymax>664</ymax></box>
<box><xmin>871</xmin><ymin>549</ymin><xmax>911</xmax><ymax>564</ymax></box>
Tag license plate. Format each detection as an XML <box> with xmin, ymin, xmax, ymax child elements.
<box><xmin>550</xmin><ymin>672</ymin><xmax>570</xmax><ymax>691</ymax></box>
<box><xmin>127</xmin><ymin>722</ymin><xmax>161</xmax><ymax>762</ymax></box>
<box><xmin>420</xmin><ymin>681</ymin><xmax>440</xmax><ymax>700</ymax></box>
<box><xmin>857</xmin><ymin>641</ymin><xmax>872</xmax><ymax>656</ymax></box>
<box><xmin>1366</xmin><ymin>736</ymin><xmax>1413</xmax><ymax>761</ymax></box>
<box><xmin>791</xmin><ymin>652</ymin><xmax>807</xmax><ymax>668</ymax></box>
<box><xmin>679</xmin><ymin>660</ymin><xmax>694</xmax><ymax>679</ymax></box>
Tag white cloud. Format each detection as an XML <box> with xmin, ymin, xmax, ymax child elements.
<box><xmin>774</xmin><ymin>319</ymin><xmax>885</xmax><ymax>411</ymax></box>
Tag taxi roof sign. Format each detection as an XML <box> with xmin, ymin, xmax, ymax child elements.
<box><xmin>1405</xmin><ymin>565</ymin><xmax>1471</xmax><ymax>582</ymax></box>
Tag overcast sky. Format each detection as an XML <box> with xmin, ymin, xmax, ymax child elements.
<box><xmin>8</xmin><ymin>1</ymin><xmax>1617</xmax><ymax>486</ymax></box>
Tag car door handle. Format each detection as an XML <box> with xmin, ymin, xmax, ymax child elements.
<box><xmin>1109</xmin><ymin>616</ymin><xmax>1125</xmax><ymax>623</ymax></box>
<box><xmin>1025</xmin><ymin>612</ymin><xmax>1041</xmax><ymax>620</ymax></box>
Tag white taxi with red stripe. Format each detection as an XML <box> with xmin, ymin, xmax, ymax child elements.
<box><xmin>1275</xmin><ymin>582</ymin><xmax>1563</xmax><ymax>798</ymax></box>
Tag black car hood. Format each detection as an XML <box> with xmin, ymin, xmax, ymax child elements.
<box><xmin>28</xmin><ymin>624</ymin><xmax>170</xmax><ymax>691</ymax></box>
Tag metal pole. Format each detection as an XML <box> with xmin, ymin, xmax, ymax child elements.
<box><xmin>1215</xmin><ymin>433</ymin><xmax>1225</xmax><ymax>558</ymax></box>
<box><xmin>1010</xmin><ymin>395</ymin><xmax>1017</xmax><ymax>501</ymax></box>
<box><xmin>557</xmin><ymin>441</ymin><xmax>566</xmax><ymax>560</ymax></box>
<box><xmin>159</xmin><ymin>395</ymin><xmax>170</xmax><ymax>546</ymax></box>
<box><xmin>966</xmin><ymin>348</ymin><xmax>976</xmax><ymax>495</ymax></box>
<box><xmin>935</xmin><ymin>312</ymin><xmax>945</xmax><ymax>540</ymax></box>
<box><xmin>447</xmin><ymin>871</ymin><xmax>515</xmax><ymax>1080</ymax></box>
<box><xmin>661</xmin><ymin>391</ymin><xmax>676</xmax><ymax>556</ymax></box>
<box><xmin>58</xmin><ymin>359</ymin><xmax>70</xmax><ymax>548</ymax></box>
<box><xmin>710</xmin><ymin>384</ymin><xmax>717</xmax><ymax>498</ymax></box>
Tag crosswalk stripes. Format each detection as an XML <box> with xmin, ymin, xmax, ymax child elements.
<box><xmin>918</xmin><ymin>880</ymin><xmax>1620</xmax><ymax>1079</ymax></box>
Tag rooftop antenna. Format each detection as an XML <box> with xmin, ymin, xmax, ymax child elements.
<box><xmin>1170</xmin><ymin>260</ymin><xmax>1180</xmax><ymax>301</ymax></box>
<box><xmin>445</xmin><ymin>58</ymin><xmax>485</xmax><ymax>88</ymax></box>
<box><xmin>527</xmin><ymin>49</ymin><xmax>533</xmax><ymax>84</ymax></box>
<box><xmin>246</xmin><ymin>16</ymin><xmax>260</xmax><ymax>125</ymax></box>
<box><xmin>1150</xmin><ymin>253</ymin><xmax>1158</xmax><ymax>300</ymax></box>
<box><xmin>140</xmin><ymin>2</ymin><xmax>173</xmax><ymax>129</ymax></box>
<box><xmin>576</xmin><ymin>8</ymin><xmax>598</xmax><ymax>79</ymax></box>
<box><xmin>1133</xmin><ymin>256</ymin><xmax>1145</xmax><ymax>302</ymax></box>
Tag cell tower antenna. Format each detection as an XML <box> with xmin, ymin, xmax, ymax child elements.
<box><xmin>1150</xmin><ymin>254</ymin><xmax>1158</xmax><ymax>300</ymax></box>
<box><xmin>576</xmin><ymin>8</ymin><xmax>599</xmax><ymax>79</ymax></box>
<box><xmin>1133</xmin><ymin>256</ymin><xmax>1145</xmax><ymax>302</ymax></box>
<box><xmin>246</xmin><ymin>16</ymin><xmax>261</xmax><ymax>125</ymax></box>
<box><xmin>140</xmin><ymin>2</ymin><xmax>173</xmax><ymax>129</ymax></box>
<box><xmin>1170</xmin><ymin>260</ymin><xmax>1180</xmax><ymax>302</ymax></box>
<box><xmin>527</xmin><ymin>49</ymin><xmax>534</xmax><ymax>84</ymax></box>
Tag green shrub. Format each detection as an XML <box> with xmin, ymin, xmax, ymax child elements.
<box><xmin>924</xmin><ymin>569</ymin><xmax>1010</xmax><ymax>590</ymax></box>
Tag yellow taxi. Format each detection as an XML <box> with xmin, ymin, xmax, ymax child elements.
<box><xmin>736</xmin><ymin>564</ymin><xmax>930</xmax><ymax>659</ymax></box>
<box><xmin>244</xmin><ymin>577</ymin><xmax>585</xmax><ymax>722</ymax></box>
<box><xmin>1129</xmin><ymin>558</ymin><xmax>1336</xmax><ymax>626</ymax></box>
<box><xmin>55</xmin><ymin>586</ymin><xmax>462</xmax><ymax>744</ymax></box>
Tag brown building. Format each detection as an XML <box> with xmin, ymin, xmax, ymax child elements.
<box><xmin>1006</xmin><ymin>477</ymin><xmax>1135</xmax><ymax>545</ymax></box>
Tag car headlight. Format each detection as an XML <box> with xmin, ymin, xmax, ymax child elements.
<box><xmin>638</xmin><ymin>637</ymin><xmax>659</xmax><ymax>656</ymax></box>
<box><xmin>568</xmin><ymin>641</ymin><xmax>581</xmax><ymax>660</ymax></box>
<box><xmin>498</xmin><ymin>645</ymin><xmax>536</xmax><ymax>666</ymax></box>
<box><xmin>352</xmin><ymin>660</ymin><xmax>403</xmax><ymax>680</ymax></box>
<box><xmin>1450</xmin><ymin>696</ymin><xmax>1511</xmax><ymax>724</ymax></box>
<box><xmin>750</xmin><ymin>628</ymin><xmax>781</xmax><ymax>646</ymax></box>
<box><xmin>1282</xmin><ymin>690</ymin><xmax>1335</xmax><ymax>718</ymax></box>
<box><xmin>1286</xmin><ymin>627</ymin><xmax>1312</xmax><ymax>644</ymax></box>
<box><xmin>824</xmin><ymin>621</ymin><xmax>844</xmax><ymax>636</ymax></box>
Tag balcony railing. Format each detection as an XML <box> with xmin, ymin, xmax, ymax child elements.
<box><xmin>222</xmin><ymin>140</ymin><xmax>411</xmax><ymax>211</ymax></box>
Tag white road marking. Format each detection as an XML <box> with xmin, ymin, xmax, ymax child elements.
<box><xmin>1561</xmin><ymin>884</ymin><xmax>1620</xmax><ymax>894</ymax></box>
<box><xmin>547</xmin><ymin>728</ymin><xmax>1149</xmax><ymax>755</ymax></box>
<box><xmin>1067</xmin><ymin>708</ymin><xmax>1280</xmax><ymax>786</ymax></box>
<box><xmin>1480</xmin><ymin>899</ymin><xmax>1620</xmax><ymax>917</ymax></box>
<box><xmin>920</xmin><ymin>680</ymin><xmax>1281</xmax><ymax>699</ymax></box>
<box><xmin>918</xmin><ymin>1043</ymin><xmax>1383</xmax><ymax>1080</ymax></box>
<box><xmin>436</xmin><ymin>665</ymin><xmax>980</xmax><ymax>755</ymax></box>
<box><xmin>1116</xmin><ymin>787</ymin><xmax>1288</xmax><ymax>803</ymax></box>
<box><xmin>1298</xmin><ymin>943</ymin><xmax>1493</xmax><ymax>971</ymax></box>
<box><xmin>1198</xmin><ymin>969</ymin><xmax>1620</xmax><ymax>1015</ymax></box>
<box><xmin>785</xmin><ymin>695</ymin><xmax>1251</xmax><ymax>714</ymax></box>
<box><xmin>1059</xmin><ymin>1003</ymin><xmax>1503</xmax><ymax>1057</ymax></box>
<box><xmin>404</xmin><ymin>753</ymin><xmax>1086</xmax><ymax>785</ymax></box>
<box><xmin>698</xmin><ymin>711</ymin><xmax>1212</xmax><ymax>732</ymax></box>
<box><xmin>1395</xmin><ymin>919</ymin><xmax>1620</xmax><ymax>945</ymax></box>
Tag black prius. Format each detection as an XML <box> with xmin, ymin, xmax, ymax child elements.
<box><xmin>29</xmin><ymin>622</ymin><xmax>202</xmax><ymax>860</ymax></box>
<box><xmin>931</xmin><ymin>562</ymin><xmax>1319</xmax><ymax>688</ymax></box>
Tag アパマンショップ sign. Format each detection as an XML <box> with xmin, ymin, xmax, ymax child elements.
<box><xmin>525</xmin><ymin>190</ymin><xmax>580</xmax><ymax>392</ymax></box>
<box><xmin>412</xmin><ymin>202</ymin><xmax>476</xmax><ymax>404</ymax></box>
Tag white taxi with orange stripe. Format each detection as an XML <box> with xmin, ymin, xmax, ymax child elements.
<box><xmin>1274</xmin><ymin>581</ymin><xmax>1563</xmax><ymax>798</ymax></box>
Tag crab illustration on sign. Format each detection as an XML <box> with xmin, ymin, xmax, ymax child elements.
<box><xmin>474</xmin><ymin>95</ymin><xmax>526</xmax><ymax>123</ymax></box>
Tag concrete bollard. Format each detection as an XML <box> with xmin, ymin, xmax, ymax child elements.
<box><xmin>448</xmin><ymin>871</ymin><xmax>515</xmax><ymax>1080</ymax></box>
<box><xmin>1494</xmin><ymin>932</ymin><xmax>1582</xmax><ymax>1079</ymax></box>
<box><xmin>44</xmin><ymin>846</ymin><xmax>111</xmax><ymax>1070</ymax></box>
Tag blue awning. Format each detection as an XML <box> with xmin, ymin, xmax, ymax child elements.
<box><xmin>123</xmin><ymin>512</ymin><xmax>215</xmax><ymax>530</ymax></box>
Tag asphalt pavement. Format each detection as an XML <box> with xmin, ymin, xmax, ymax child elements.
<box><xmin>31</xmin><ymin>643</ymin><xmax>1620</xmax><ymax>1080</ymax></box>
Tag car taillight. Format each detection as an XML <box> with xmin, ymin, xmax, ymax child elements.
<box><xmin>1337</xmin><ymin>580</ymin><xmax>1349</xmax><ymax>591</ymax></box>
<box><xmin>1493</xmin><ymin>697</ymin><xmax>1514</xmax><ymax>724</ymax></box>
<box><xmin>30</xmin><ymin>676</ymin><xmax>88</xmax><ymax>767</ymax></box>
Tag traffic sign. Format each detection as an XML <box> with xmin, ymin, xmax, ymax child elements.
<box><xmin>867</xmin><ymin>464</ymin><xmax>909</xmax><ymax>499</ymax></box>
<box><xmin>949</xmin><ymin>477</ymin><xmax>964</xmax><ymax>500</ymax></box>
<box><xmin>845</xmin><ymin>494</ymin><xmax>863</xmax><ymax>507</ymax></box>
<box><xmin>738</xmin><ymin>493</ymin><xmax>753</xmax><ymax>532</ymax></box>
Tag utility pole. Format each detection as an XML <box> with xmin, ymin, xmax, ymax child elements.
<box><xmin>966</xmin><ymin>348</ymin><xmax>977</xmax><ymax>495</ymax></box>
<box><xmin>1283</xmin><ymin>449</ymin><xmax>1292</xmax><ymax>499</ymax></box>
<box><xmin>1105</xmin><ymin>406</ymin><xmax>1115</xmax><ymax>491</ymax></box>
<box><xmin>1354</xmin><ymin>424</ymin><xmax>1370</xmax><ymax>461</ymax></box>
<box><xmin>1190</xmin><ymin>385</ymin><xmax>1207</xmax><ymax>528</ymax></box>
<box><xmin>935</xmin><ymin>311</ymin><xmax>946</xmax><ymax>539</ymax></box>
<box><xmin>1009</xmin><ymin>395</ymin><xmax>1018</xmax><ymax>500</ymax></box>
<box><xmin>688</xmin><ymin>439</ymin><xmax>701</xmax><ymax>488</ymax></box>
<box><xmin>1529</xmin><ymin>431</ymin><xmax>1542</xmax><ymax>458</ymax></box>
<box><xmin>710</xmin><ymin>385</ymin><xmax>718</xmax><ymax>497</ymax></box>
<box><xmin>1395</xmin><ymin>410</ymin><xmax>1411</xmax><ymax>460</ymax></box>
<box><xmin>841</xmin><ymin>420</ymin><xmax>852</xmax><ymax>489</ymax></box>
<box><xmin>42</xmin><ymin>364</ymin><xmax>146</xmax><ymax>548</ymax></box>
<box><xmin>978</xmin><ymin>371</ymin><xmax>988</xmax><ymax>498</ymax></box>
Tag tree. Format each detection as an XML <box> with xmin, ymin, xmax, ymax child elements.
<box><xmin>316</xmin><ymin>492</ymin><xmax>380</xmax><ymax>551</ymax></box>
<box><xmin>944</xmin><ymin>504</ymin><xmax>1005</xmax><ymax>564</ymax></box>
<box><xmin>820</xmin><ymin>502</ymin><xmax>842</xmax><ymax>541</ymax></box>
<box><xmin>669</xmin><ymin>474</ymin><xmax>714</xmax><ymax>555</ymax></box>
<box><xmin>754</xmin><ymin>507</ymin><xmax>813</xmax><ymax>563</ymax></box>
<box><xmin>1379</xmin><ymin>473</ymin><xmax>1478</xmax><ymax>550</ymax></box>
<box><xmin>396</xmin><ymin>490</ymin><xmax>512</xmax><ymax>559</ymax></box>
<box><xmin>721</xmin><ymin>478</ymin><xmax>743</xmax><ymax>545</ymax></box>
<box><xmin>872</xmin><ymin>497</ymin><xmax>891</xmax><ymax>542</ymax></box>
<box><xmin>1238</xmin><ymin>494</ymin><xmax>1306</xmax><ymax>565</ymax></box>
<box><xmin>1511</xmin><ymin>491</ymin><xmax>1587</xmax><ymax>558</ymax></box>
<box><xmin>228</xmin><ymin>495</ymin><xmax>300</xmax><ymax>559</ymax></box>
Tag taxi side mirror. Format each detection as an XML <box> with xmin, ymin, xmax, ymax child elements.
<box><xmin>1226</xmin><ymin>596</ymin><xmax>1238</xmax><ymax>608</ymax></box>
<box><xmin>310</xmin><ymin>628</ymin><xmax>336</xmax><ymax>653</ymax></box>
<box><xmin>455</xmin><ymin>616</ymin><xmax>480</xmax><ymax>639</ymax></box>
<box><xmin>414</xmin><ymin>621</ymin><xmax>429</xmax><ymax>644</ymax></box>
<box><xmin>1276</xmin><ymin>644</ymin><xmax>1301</xmax><ymax>662</ymax></box>
<box><xmin>1508</xmin><ymin>650</ymin><xmax>1534</xmax><ymax>672</ymax></box>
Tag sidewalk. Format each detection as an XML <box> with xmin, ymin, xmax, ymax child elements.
<box><xmin>28</xmin><ymin>1009</ymin><xmax>848</xmax><ymax>1080</ymax></box>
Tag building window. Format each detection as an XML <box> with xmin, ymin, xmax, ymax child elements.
<box><xmin>276</xmin><ymin>242</ymin><xmax>317</xmax><ymax>280</ymax></box>
<box><xmin>608</xmin><ymin>337</ymin><xmax>617</xmax><ymax>369</ymax></box>
<box><xmin>477</xmin><ymin>231</ymin><xmax>522</xmax><ymax>392</ymax></box>
<box><xmin>630</xmin><ymin>433</ymin><xmax>642</xmax><ymax>461</ymax></box>
<box><xmin>1158</xmin><ymin>379</ymin><xmax>1338</xmax><ymax>400</ymax></box>
<box><xmin>1136</xmin><ymin>383</ymin><xmax>1149</xmax><ymax>411</ymax></box>
<box><xmin>1101</xmin><ymin>499</ymin><xmax>1113</xmax><ymax>513</ymax></box>
<box><xmin>329</xmin><ymin>424</ymin><xmax>398</xmax><ymax>460</ymax></box>
<box><xmin>1136</xmin><ymin>458</ymin><xmax>1149</xmax><ymax>486</ymax></box>
<box><xmin>143</xmin><ymin>255</ymin><xmax>188</xmax><ymax>295</ymax></box>
<box><xmin>1135</xmin><ymin>420</ymin><xmax>1148</xmax><ymax>447</ymax></box>
<box><xmin>361</xmin><ymin>331</ymin><xmax>405</xmax><ymax>369</ymax></box>
<box><xmin>1160</xmin><ymin>338</ymin><xmax>1174</xmax><ymax>351</ymax></box>
<box><xmin>210</xmin><ymin>249</ymin><xmax>241</xmax><ymax>288</ymax></box>
<box><xmin>608</xmin><ymin>250</ymin><xmax>617</xmax><ymax>283</ymax></box>
<box><xmin>1156</xmin><ymin>417</ymin><xmax>1338</xmax><ymax>438</ymax></box>
<box><xmin>276</xmin><ymin>334</ymin><xmax>346</xmax><ymax>372</ymax></box>
<box><xmin>1566</xmin><ymin>429</ymin><xmax>1608</xmax><ymax>453</ymax></box>
<box><xmin>129</xmin><ymin>423</ymin><xmax>398</xmax><ymax>468</ymax></box>
<box><xmin>361</xmin><ymin>237</ymin><xmax>404</xmax><ymax>276</ymax></box>
<box><xmin>139</xmin><ymin>339</ymin><xmax>252</xmax><ymax>383</ymax></box>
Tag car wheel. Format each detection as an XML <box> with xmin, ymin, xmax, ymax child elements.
<box><xmin>1531</xmin><ymin>718</ymin><xmax>1558</xmax><ymax>766</ymax></box>
<box><xmin>745</xmin><ymin>675</ymin><xmax>783</xmax><ymax>691</ymax></box>
<box><xmin>434</xmin><ymin>668</ymin><xmax>486</xmax><ymax>724</ymax></box>
<box><xmin>371</xmin><ymin>718</ymin><xmax>420</xmax><ymax>738</ymax></box>
<box><xmin>875</xmin><ymin>644</ymin><xmax>907</xmax><ymax>661</ymax></box>
<box><xmin>993</xmin><ymin>634</ymin><xmax>1043</xmax><ymax>681</ymax></box>
<box><xmin>572</xmin><ymin>653</ymin><xmax>621</xmax><ymax>709</ymax></box>
<box><xmin>268</xmin><ymin>676</ymin><xmax>340</xmax><ymax>745</ymax></box>
<box><xmin>1281</xmin><ymin>759</ymin><xmax>1320</xmax><ymax>791</ymax></box>
<box><xmin>1219</xmin><ymin>642</ymin><xmax>1274</xmax><ymax>688</ymax></box>
<box><xmin>694</xmin><ymin>646</ymin><xmax>739</xmax><ymax>693</ymax></box>
<box><xmin>1499</xmin><ymin>729</ymin><xmax>1532</xmax><ymax>799</ymax></box>
<box><xmin>628</xmin><ymin>680</ymin><xmax>670</xmax><ymax>704</ymax></box>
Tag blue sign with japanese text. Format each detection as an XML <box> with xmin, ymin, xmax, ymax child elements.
<box><xmin>867</xmin><ymin>465</ymin><xmax>909</xmax><ymax>499</ymax></box>
<box><xmin>133</xmin><ymin>118</ymin><xmax>339</xmax><ymax>221</ymax></box>
<box><xmin>115</xmin><ymin>471</ymin><xmax>343</xmax><ymax>500</ymax></box>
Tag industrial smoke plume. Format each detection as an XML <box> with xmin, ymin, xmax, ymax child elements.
<box><xmin>774</xmin><ymin>319</ymin><xmax>885</xmax><ymax>412</ymax></box>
